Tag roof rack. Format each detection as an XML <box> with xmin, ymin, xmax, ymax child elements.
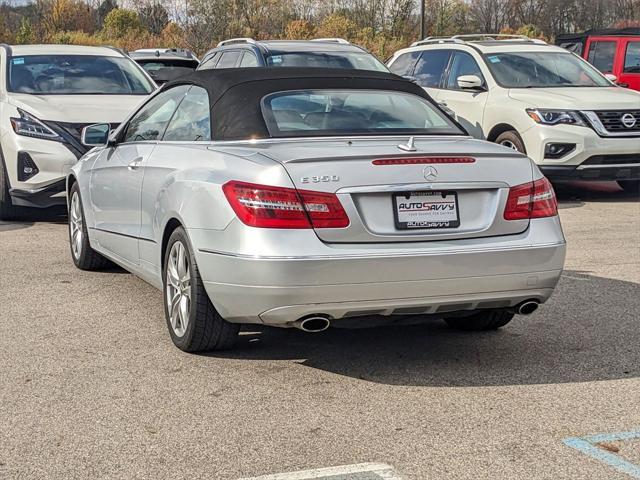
<box><xmin>217</xmin><ymin>38</ymin><xmax>257</xmax><ymax>48</ymax></box>
<box><xmin>311</xmin><ymin>38</ymin><xmax>351</xmax><ymax>44</ymax></box>
<box><xmin>411</xmin><ymin>33</ymin><xmax>547</xmax><ymax>47</ymax></box>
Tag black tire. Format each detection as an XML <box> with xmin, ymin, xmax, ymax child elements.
<box><xmin>444</xmin><ymin>309</ymin><xmax>515</xmax><ymax>331</ymax></box>
<box><xmin>495</xmin><ymin>130</ymin><xmax>527</xmax><ymax>154</ymax></box>
<box><xmin>617</xmin><ymin>180</ymin><xmax>640</xmax><ymax>194</ymax></box>
<box><xmin>163</xmin><ymin>226</ymin><xmax>239</xmax><ymax>352</ymax></box>
<box><xmin>0</xmin><ymin>149</ymin><xmax>20</xmax><ymax>221</ymax></box>
<box><xmin>68</xmin><ymin>182</ymin><xmax>111</xmax><ymax>270</ymax></box>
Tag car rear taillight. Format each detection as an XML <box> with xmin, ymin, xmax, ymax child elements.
<box><xmin>504</xmin><ymin>177</ymin><xmax>558</xmax><ymax>220</ymax></box>
<box><xmin>222</xmin><ymin>181</ymin><xmax>349</xmax><ymax>229</ymax></box>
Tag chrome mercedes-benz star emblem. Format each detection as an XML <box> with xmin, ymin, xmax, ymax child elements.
<box><xmin>621</xmin><ymin>113</ymin><xmax>637</xmax><ymax>128</ymax></box>
<box><xmin>423</xmin><ymin>166</ymin><xmax>438</xmax><ymax>181</ymax></box>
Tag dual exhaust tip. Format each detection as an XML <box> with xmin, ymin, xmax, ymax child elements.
<box><xmin>292</xmin><ymin>301</ymin><xmax>539</xmax><ymax>332</ymax></box>
<box><xmin>517</xmin><ymin>300</ymin><xmax>539</xmax><ymax>315</ymax></box>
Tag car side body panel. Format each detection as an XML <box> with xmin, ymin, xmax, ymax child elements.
<box><xmin>70</xmin><ymin>135</ymin><xmax>566</xmax><ymax>327</ymax></box>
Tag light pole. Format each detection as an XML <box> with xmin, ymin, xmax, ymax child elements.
<box><xmin>420</xmin><ymin>0</ymin><xmax>425</xmax><ymax>40</ymax></box>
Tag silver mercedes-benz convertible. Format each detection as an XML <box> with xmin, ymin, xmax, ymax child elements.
<box><xmin>67</xmin><ymin>68</ymin><xmax>566</xmax><ymax>352</ymax></box>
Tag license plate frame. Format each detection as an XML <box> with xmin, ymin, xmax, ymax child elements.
<box><xmin>393</xmin><ymin>191</ymin><xmax>460</xmax><ymax>230</ymax></box>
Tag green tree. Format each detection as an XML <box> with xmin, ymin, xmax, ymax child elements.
<box><xmin>16</xmin><ymin>17</ymin><xmax>36</xmax><ymax>44</ymax></box>
<box><xmin>97</xmin><ymin>0</ymin><xmax>117</xmax><ymax>28</ymax></box>
<box><xmin>316</xmin><ymin>13</ymin><xmax>358</xmax><ymax>39</ymax></box>
<box><xmin>102</xmin><ymin>8</ymin><xmax>144</xmax><ymax>38</ymax></box>
<box><xmin>516</xmin><ymin>24</ymin><xmax>546</xmax><ymax>40</ymax></box>
<box><xmin>284</xmin><ymin>19</ymin><xmax>316</xmax><ymax>39</ymax></box>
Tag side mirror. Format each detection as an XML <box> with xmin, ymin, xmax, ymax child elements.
<box><xmin>457</xmin><ymin>74</ymin><xmax>485</xmax><ymax>91</ymax></box>
<box><xmin>81</xmin><ymin>123</ymin><xmax>111</xmax><ymax>147</ymax></box>
<box><xmin>605</xmin><ymin>73</ymin><xmax>618</xmax><ymax>83</ymax></box>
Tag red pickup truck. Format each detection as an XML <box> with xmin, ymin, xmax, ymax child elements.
<box><xmin>556</xmin><ymin>28</ymin><xmax>640</xmax><ymax>91</ymax></box>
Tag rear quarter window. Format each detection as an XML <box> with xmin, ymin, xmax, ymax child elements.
<box><xmin>413</xmin><ymin>50</ymin><xmax>451</xmax><ymax>88</ymax></box>
<box><xmin>388</xmin><ymin>51</ymin><xmax>421</xmax><ymax>76</ymax></box>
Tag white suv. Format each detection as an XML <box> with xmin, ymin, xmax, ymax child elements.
<box><xmin>0</xmin><ymin>44</ymin><xmax>155</xmax><ymax>219</ymax></box>
<box><xmin>388</xmin><ymin>34</ymin><xmax>640</xmax><ymax>191</ymax></box>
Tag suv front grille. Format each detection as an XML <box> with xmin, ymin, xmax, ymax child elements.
<box><xmin>593</xmin><ymin>110</ymin><xmax>640</xmax><ymax>133</ymax></box>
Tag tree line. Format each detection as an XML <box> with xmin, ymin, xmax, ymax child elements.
<box><xmin>0</xmin><ymin>0</ymin><xmax>638</xmax><ymax>59</ymax></box>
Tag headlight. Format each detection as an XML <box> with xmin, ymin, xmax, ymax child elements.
<box><xmin>526</xmin><ymin>109</ymin><xmax>586</xmax><ymax>127</ymax></box>
<box><xmin>10</xmin><ymin>109</ymin><xmax>63</xmax><ymax>142</ymax></box>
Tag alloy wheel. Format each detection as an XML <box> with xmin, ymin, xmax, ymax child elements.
<box><xmin>69</xmin><ymin>192</ymin><xmax>83</xmax><ymax>260</ymax></box>
<box><xmin>166</xmin><ymin>241</ymin><xmax>191</xmax><ymax>337</ymax></box>
<box><xmin>500</xmin><ymin>140</ymin><xmax>519</xmax><ymax>151</ymax></box>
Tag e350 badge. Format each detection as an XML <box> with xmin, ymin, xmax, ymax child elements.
<box><xmin>301</xmin><ymin>175</ymin><xmax>340</xmax><ymax>184</ymax></box>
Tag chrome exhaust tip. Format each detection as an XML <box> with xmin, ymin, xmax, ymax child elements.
<box><xmin>294</xmin><ymin>315</ymin><xmax>331</xmax><ymax>333</ymax></box>
<box><xmin>517</xmin><ymin>301</ymin><xmax>539</xmax><ymax>315</ymax></box>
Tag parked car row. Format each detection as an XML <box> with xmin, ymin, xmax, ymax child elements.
<box><xmin>2</xmin><ymin>34</ymin><xmax>639</xmax><ymax>222</ymax></box>
<box><xmin>0</xmin><ymin>33</ymin><xmax>636</xmax><ymax>352</ymax></box>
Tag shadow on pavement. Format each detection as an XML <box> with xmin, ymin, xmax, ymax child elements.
<box><xmin>555</xmin><ymin>180</ymin><xmax>639</xmax><ymax>208</ymax></box>
<box><xmin>211</xmin><ymin>270</ymin><xmax>640</xmax><ymax>387</ymax></box>
<box><xmin>0</xmin><ymin>205</ymin><xmax>66</xmax><ymax>232</ymax></box>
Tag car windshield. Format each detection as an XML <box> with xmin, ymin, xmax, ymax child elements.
<box><xmin>484</xmin><ymin>51</ymin><xmax>611</xmax><ymax>88</ymax></box>
<box><xmin>262</xmin><ymin>89</ymin><xmax>463</xmax><ymax>137</ymax></box>
<box><xmin>265</xmin><ymin>52</ymin><xmax>389</xmax><ymax>72</ymax></box>
<box><xmin>8</xmin><ymin>55</ymin><xmax>155</xmax><ymax>95</ymax></box>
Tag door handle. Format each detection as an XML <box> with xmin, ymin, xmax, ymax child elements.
<box><xmin>128</xmin><ymin>157</ymin><xmax>144</xmax><ymax>170</ymax></box>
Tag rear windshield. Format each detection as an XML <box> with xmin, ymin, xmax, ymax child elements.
<box><xmin>265</xmin><ymin>52</ymin><xmax>388</xmax><ymax>72</ymax></box>
<box><xmin>8</xmin><ymin>55</ymin><xmax>155</xmax><ymax>95</ymax></box>
<box><xmin>261</xmin><ymin>89</ymin><xmax>463</xmax><ymax>137</ymax></box>
<box><xmin>136</xmin><ymin>59</ymin><xmax>199</xmax><ymax>72</ymax></box>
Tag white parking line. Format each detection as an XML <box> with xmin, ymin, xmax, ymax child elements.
<box><xmin>239</xmin><ymin>462</ymin><xmax>403</xmax><ymax>480</ymax></box>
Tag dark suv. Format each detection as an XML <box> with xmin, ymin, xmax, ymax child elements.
<box><xmin>197</xmin><ymin>38</ymin><xmax>389</xmax><ymax>72</ymax></box>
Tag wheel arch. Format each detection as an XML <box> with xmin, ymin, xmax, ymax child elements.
<box><xmin>66</xmin><ymin>173</ymin><xmax>77</xmax><ymax>197</ymax></box>
<box><xmin>486</xmin><ymin>123</ymin><xmax>518</xmax><ymax>142</ymax></box>
<box><xmin>161</xmin><ymin>217</ymin><xmax>184</xmax><ymax>270</ymax></box>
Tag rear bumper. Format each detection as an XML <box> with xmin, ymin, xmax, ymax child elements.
<box><xmin>192</xmin><ymin>217</ymin><xmax>566</xmax><ymax>325</ymax></box>
<box><xmin>207</xmin><ymin>272</ymin><xmax>561</xmax><ymax>325</ymax></box>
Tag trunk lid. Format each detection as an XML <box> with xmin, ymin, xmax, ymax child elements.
<box><xmin>229</xmin><ymin>136</ymin><xmax>533</xmax><ymax>243</ymax></box>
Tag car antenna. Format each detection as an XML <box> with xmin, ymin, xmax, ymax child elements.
<box><xmin>398</xmin><ymin>136</ymin><xmax>417</xmax><ymax>152</ymax></box>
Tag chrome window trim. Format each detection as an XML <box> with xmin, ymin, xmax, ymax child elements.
<box><xmin>205</xmin><ymin>134</ymin><xmax>472</xmax><ymax>146</ymax></box>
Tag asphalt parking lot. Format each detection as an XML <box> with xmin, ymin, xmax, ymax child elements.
<box><xmin>1</xmin><ymin>181</ymin><xmax>639</xmax><ymax>480</ymax></box>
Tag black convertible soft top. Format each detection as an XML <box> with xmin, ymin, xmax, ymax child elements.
<box><xmin>163</xmin><ymin>67</ymin><xmax>452</xmax><ymax>141</ymax></box>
